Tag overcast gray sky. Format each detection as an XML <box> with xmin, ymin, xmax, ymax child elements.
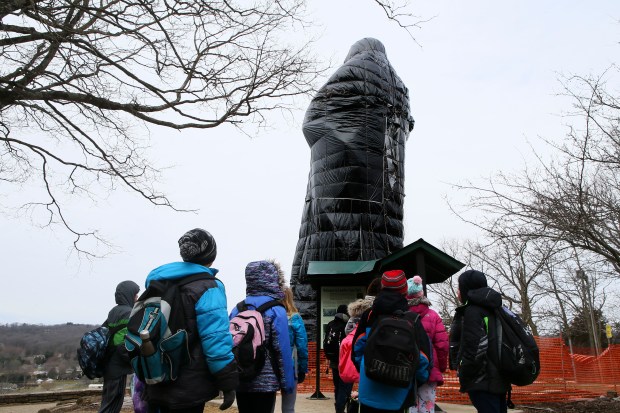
<box><xmin>1</xmin><ymin>1</ymin><xmax>618</xmax><ymax>324</ymax></box>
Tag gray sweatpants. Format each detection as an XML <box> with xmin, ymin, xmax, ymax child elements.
<box><xmin>281</xmin><ymin>383</ymin><xmax>298</xmax><ymax>413</ymax></box>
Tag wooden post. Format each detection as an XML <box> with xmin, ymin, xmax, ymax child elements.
<box><xmin>307</xmin><ymin>286</ymin><xmax>328</xmax><ymax>400</ymax></box>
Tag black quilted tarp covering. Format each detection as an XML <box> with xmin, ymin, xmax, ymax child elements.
<box><xmin>290</xmin><ymin>38</ymin><xmax>414</xmax><ymax>339</ymax></box>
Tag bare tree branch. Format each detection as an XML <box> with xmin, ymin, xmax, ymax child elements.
<box><xmin>373</xmin><ymin>0</ymin><xmax>433</xmax><ymax>44</ymax></box>
<box><xmin>0</xmin><ymin>0</ymin><xmax>325</xmax><ymax>255</ymax></box>
<box><xmin>452</xmin><ymin>67</ymin><xmax>620</xmax><ymax>275</ymax></box>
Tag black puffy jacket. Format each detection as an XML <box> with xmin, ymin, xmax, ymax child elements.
<box><xmin>449</xmin><ymin>286</ymin><xmax>510</xmax><ymax>394</ymax></box>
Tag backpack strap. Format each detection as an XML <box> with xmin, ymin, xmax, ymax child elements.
<box><xmin>256</xmin><ymin>299</ymin><xmax>284</xmax><ymax>313</ymax></box>
<box><xmin>167</xmin><ymin>273</ymin><xmax>217</xmax><ymax>334</ymax></box>
<box><xmin>107</xmin><ymin>323</ymin><xmax>125</xmax><ymax>337</ymax></box>
<box><xmin>495</xmin><ymin>308</ymin><xmax>503</xmax><ymax>360</ymax></box>
<box><xmin>254</xmin><ymin>300</ymin><xmax>284</xmax><ymax>380</ymax></box>
<box><xmin>402</xmin><ymin>311</ymin><xmax>420</xmax><ymax>324</ymax></box>
<box><xmin>104</xmin><ymin>323</ymin><xmax>127</xmax><ymax>360</ymax></box>
<box><xmin>235</xmin><ymin>299</ymin><xmax>283</xmax><ymax>313</ymax></box>
<box><xmin>236</xmin><ymin>300</ymin><xmax>248</xmax><ymax>312</ymax></box>
<box><xmin>174</xmin><ymin>272</ymin><xmax>217</xmax><ymax>287</ymax></box>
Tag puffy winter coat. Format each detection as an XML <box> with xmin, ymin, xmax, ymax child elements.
<box><xmin>288</xmin><ymin>312</ymin><xmax>309</xmax><ymax>378</ymax></box>
<box><xmin>339</xmin><ymin>296</ymin><xmax>375</xmax><ymax>383</ymax></box>
<box><xmin>325</xmin><ymin>314</ymin><xmax>348</xmax><ymax>369</ymax></box>
<box><xmin>229</xmin><ymin>260</ymin><xmax>295</xmax><ymax>394</ymax></box>
<box><xmin>339</xmin><ymin>330</ymin><xmax>359</xmax><ymax>384</ymax></box>
<box><xmin>408</xmin><ymin>297</ymin><xmax>449</xmax><ymax>385</ymax></box>
<box><xmin>449</xmin><ymin>283</ymin><xmax>510</xmax><ymax>395</ymax></box>
<box><xmin>143</xmin><ymin>262</ymin><xmax>239</xmax><ymax>409</ymax></box>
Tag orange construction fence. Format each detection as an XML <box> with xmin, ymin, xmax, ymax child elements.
<box><xmin>297</xmin><ymin>338</ymin><xmax>620</xmax><ymax>405</ymax></box>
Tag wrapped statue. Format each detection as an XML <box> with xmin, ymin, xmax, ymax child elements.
<box><xmin>291</xmin><ymin>38</ymin><xmax>414</xmax><ymax>338</ymax></box>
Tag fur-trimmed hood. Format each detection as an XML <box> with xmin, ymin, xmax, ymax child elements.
<box><xmin>348</xmin><ymin>296</ymin><xmax>375</xmax><ymax>318</ymax></box>
<box><xmin>345</xmin><ymin>295</ymin><xmax>376</xmax><ymax>335</ymax></box>
<box><xmin>407</xmin><ymin>295</ymin><xmax>431</xmax><ymax>308</ymax></box>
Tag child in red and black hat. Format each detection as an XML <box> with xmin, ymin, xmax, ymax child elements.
<box><xmin>351</xmin><ymin>270</ymin><xmax>431</xmax><ymax>413</ymax></box>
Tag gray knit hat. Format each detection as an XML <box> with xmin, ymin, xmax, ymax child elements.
<box><xmin>178</xmin><ymin>228</ymin><xmax>217</xmax><ymax>266</ymax></box>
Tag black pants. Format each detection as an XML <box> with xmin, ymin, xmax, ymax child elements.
<box><xmin>236</xmin><ymin>391</ymin><xmax>276</xmax><ymax>413</ymax></box>
<box><xmin>332</xmin><ymin>367</ymin><xmax>353</xmax><ymax>412</ymax></box>
<box><xmin>359</xmin><ymin>404</ymin><xmax>405</xmax><ymax>413</ymax></box>
<box><xmin>98</xmin><ymin>375</ymin><xmax>127</xmax><ymax>413</ymax></box>
<box><xmin>468</xmin><ymin>391</ymin><xmax>508</xmax><ymax>413</ymax></box>
<box><xmin>148</xmin><ymin>404</ymin><xmax>204</xmax><ymax>413</ymax></box>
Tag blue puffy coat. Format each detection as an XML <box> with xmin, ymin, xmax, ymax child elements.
<box><xmin>230</xmin><ymin>260</ymin><xmax>295</xmax><ymax>393</ymax></box>
<box><xmin>288</xmin><ymin>312</ymin><xmax>309</xmax><ymax>378</ymax></box>
<box><xmin>143</xmin><ymin>262</ymin><xmax>238</xmax><ymax>409</ymax></box>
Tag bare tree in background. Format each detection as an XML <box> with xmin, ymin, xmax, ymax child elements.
<box><xmin>431</xmin><ymin>235</ymin><xmax>557</xmax><ymax>335</ymax></box>
<box><xmin>0</xmin><ymin>0</ymin><xmax>425</xmax><ymax>256</ymax></box>
<box><xmin>433</xmin><ymin>235</ymin><xmax>617</xmax><ymax>340</ymax></box>
<box><xmin>536</xmin><ymin>247</ymin><xmax>615</xmax><ymax>348</ymax></box>
<box><xmin>374</xmin><ymin>0</ymin><xmax>432</xmax><ymax>42</ymax></box>
<box><xmin>427</xmin><ymin>276</ymin><xmax>460</xmax><ymax>327</ymax></box>
<box><xmin>454</xmin><ymin>67</ymin><xmax>620</xmax><ymax>274</ymax></box>
<box><xmin>444</xmin><ymin>67</ymin><xmax>620</xmax><ymax>331</ymax></box>
<box><xmin>0</xmin><ymin>0</ymin><xmax>322</xmax><ymax>254</ymax></box>
<box><xmin>427</xmin><ymin>239</ymin><xmax>470</xmax><ymax>327</ymax></box>
<box><xmin>464</xmin><ymin>231</ymin><xmax>568</xmax><ymax>336</ymax></box>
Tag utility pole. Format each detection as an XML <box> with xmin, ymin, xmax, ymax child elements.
<box><xmin>576</xmin><ymin>269</ymin><xmax>600</xmax><ymax>355</ymax></box>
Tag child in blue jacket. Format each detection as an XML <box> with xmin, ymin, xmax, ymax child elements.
<box><xmin>352</xmin><ymin>270</ymin><xmax>430</xmax><ymax>413</ymax></box>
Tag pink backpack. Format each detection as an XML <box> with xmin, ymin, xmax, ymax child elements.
<box><xmin>230</xmin><ymin>300</ymin><xmax>283</xmax><ymax>381</ymax></box>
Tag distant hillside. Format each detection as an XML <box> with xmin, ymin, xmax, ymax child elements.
<box><xmin>0</xmin><ymin>323</ymin><xmax>98</xmax><ymax>382</ymax></box>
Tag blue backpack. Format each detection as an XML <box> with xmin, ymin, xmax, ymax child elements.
<box><xmin>125</xmin><ymin>273</ymin><xmax>215</xmax><ymax>384</ymax></box>
<box><xmin>77</xmin><ymin>325</ymin><xmax>122</xmax><ymax>379</ymax></box>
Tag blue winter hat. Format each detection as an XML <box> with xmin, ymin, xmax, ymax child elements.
<box><xmin>407</xmin><ymin>275</ymin><xmax>424</xmax><ymax>298</ymax></box>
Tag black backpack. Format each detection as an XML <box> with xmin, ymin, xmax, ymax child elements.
<box><xmin>494</xmin><ymin>306</ymin><xmax>540</xmax><ymax>386</ymax></box>
<box><xmin>124</xmin><ymin>273</ymin><xmax>215</xmax><ymax>384</ymax></box>
<box><xmin>323</xmin><ymin>318</ymin><xmax>346</xmax><ymax>362</ymax></box>
<box><xmin>363</xmin><ymin>310</ymin><xmax>420</xmax><ymax>388</ymax></box>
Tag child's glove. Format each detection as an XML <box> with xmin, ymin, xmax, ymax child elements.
<box><xmin>220</xmin><ymin>390</ymin><xmax>235</xmax><ymax>410</ymax></box>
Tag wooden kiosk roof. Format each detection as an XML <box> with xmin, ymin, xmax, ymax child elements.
<box><xmin>306</xmin><ymin>238</ymin><xmax>465</xmax><ymax>286</ymax></box>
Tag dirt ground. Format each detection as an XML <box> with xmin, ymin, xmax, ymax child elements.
<box><xmin>38</xmin><ymin>400</ymin><xmax>232</xmax><ymax>413</ymax></box>
<box><xmin>0</xmin><ymin>398</ymin><xmax>237</xmax><ymax>413</ymax></box>
<box><xmin>4</xmin><ymin>396</ymin><xmax>620</xmax><ymax>413</ymax></box>
<box><xmin>519</xmin><ymin>397</ymin><xmax>620</xmax><ymax>413</ymax></box>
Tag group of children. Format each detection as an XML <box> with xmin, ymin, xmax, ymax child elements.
<box><xmin>326</xmin><ymin>270</ymin><xmax>448</xmax><ymax>413</ymax></box>
<box><xmin>97</xmin><ymin>227</ymin><xmax>509</xmax><ymax>413</ymax></box>
<box><xmin>98</xmin><ymin>228</ymin><xmax>310</xmax><ymax>413</ymax></box>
